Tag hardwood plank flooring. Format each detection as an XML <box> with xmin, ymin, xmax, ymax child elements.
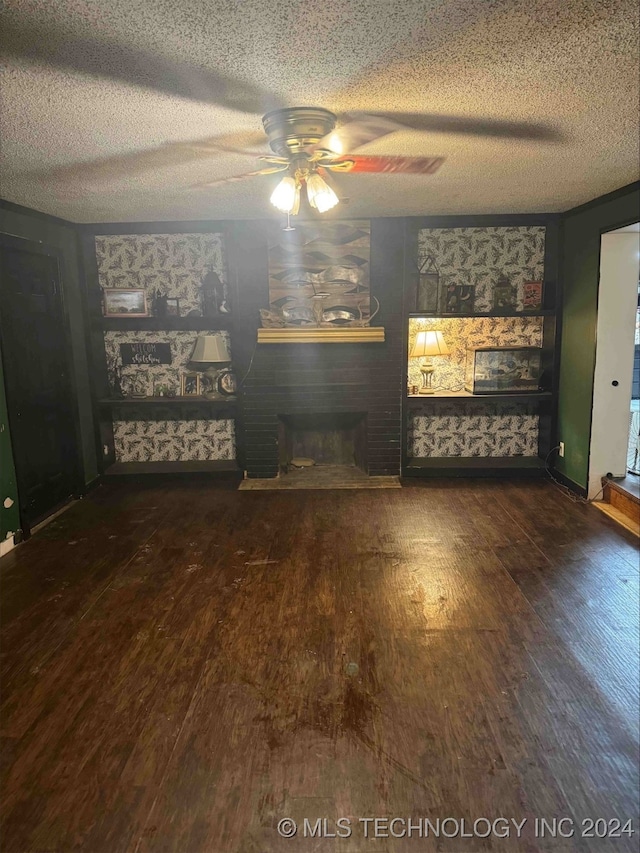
<box><xmin>0</xmin><ymin>479</ymin><xmax>638</xmax><ymax>852</ymax></box>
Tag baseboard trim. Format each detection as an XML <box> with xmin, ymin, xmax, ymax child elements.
<box><xmin>548</xmin><ymin>467</ymin><xmax>588</xmax><ymax>497</ymax></box>
<box><xmin>0</xmin><ymin>536</ymin><xmax>16</xmax><ymax>558</ymax></box>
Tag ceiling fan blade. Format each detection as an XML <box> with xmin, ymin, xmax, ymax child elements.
<box><xmin>0</xmin><ymin>17</ymin><xmax>281</xmax><ymax>114</ymax></box>
<box><xmin>325</xmin><ymin>155</ymin><xmax>445</xmax><ymax>175</ymax></box>
<box><xmin>196</xmin><ymin>164</ymin><xmax>288</xmax><ymax>189</ymax></box>
<box><xmin>179</xmin><ymin>131</ymin><xmax>269</xmax><ymax>155</ymax></box>
<box><xmin>354</xmin><ymin>112</ymin><xmax>562</xmax><ymax>143</ymax></box>
<box><xmin>313</xmin><ymin>111</ymin><xmax>561</xmax><ymax>153</ymax></box>
<box><xmin>23</xmin><ymin>132</ymin><xmax>272</xmax><ymax>186</ymax></box>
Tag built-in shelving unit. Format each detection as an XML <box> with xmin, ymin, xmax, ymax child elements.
<box><xmin>407</xmin><ymin>391</ymin><xmax>552</xmax><ymax>403</ymax></box>
<box><xmin>407</xmin><ymin>310</ymin><xmax>555</xmax><ymax>319</ymax></box>
<box><xmin>80</xmin><ymin>224</ymin><xmax>240</xmax><ymax>479</ymax></box>
<box><xmin>101</xmin><ymin>316</ymin><xmax>233</xmax><ymax>331</ymax></box>
<box><xmin>403</xmin><ymin>456</ymin><xmax>547</xmax><ymax>477</ymax></box>
<box><xmin>98</xmin><ymin>396</ymin><xmax>236</xmax><ymax>411</ymax></box>
<box><xmin>103</xmin><ymin>459</ymin><xmax>240</xmax><ymax>477</ymax></box>
<box><xmin>401</xmin><ymin>215</ymin><xmax>561</xmax><ymax>478</ymax></box>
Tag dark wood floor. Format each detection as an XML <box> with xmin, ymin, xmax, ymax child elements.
<box><xmin>1</xmin><ymin>479</ymin><xmax>638</xmax><ymax>853</ymax></box>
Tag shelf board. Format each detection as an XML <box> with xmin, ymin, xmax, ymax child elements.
<box><xmin>101</xmin><ymin>316</ymin><xmax>233</xmax><ymax>331</ymax></box>
<box><xmin>408</xmin><ymin>311</ymin><xmax>554</xmax><ymax>319</ymax></box>
<box><xmin>407</xmin><ymin>391</ymin><xmax>552</xmax><ymax>403</ymax></box>
<box><xmin>98</xmin><ymin>396</ymin><xmax>236</xmax><ymax>409</ymax></box>
<box><xmin>257</xmin><ymin>327</ymin><xmax>385</xmax><ymax>343</ymax></box>
<box><xmin>104</xmin><ymin>460</ymin><xmax>240</xmax><ymax>477</ymax></box>
<box><xmin>404</xmin><ymin>456</ymin><xmax>547</xmax><ymax>477</ymax></box>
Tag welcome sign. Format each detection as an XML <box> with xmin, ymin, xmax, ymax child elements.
<box><xmin>119</xmin><ymin>343</ymin><xmax>172</xmax><ymax>365</ymax></box>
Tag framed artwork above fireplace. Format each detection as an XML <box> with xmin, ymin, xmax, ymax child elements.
<box><xmin>260</xmin><ymin>221</ymin><xmax>383</xmax><ymax>341</ymax></box>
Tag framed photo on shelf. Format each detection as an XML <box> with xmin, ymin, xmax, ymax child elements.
<box><xmin>166</xmin><ymin>297</ymin><xmax>181</xmax><ymax>317</ymax></box>
<box><xmin>103</xmin><ymin>288</ymin><xmax>148</xmax><ymax>317</ymax></box>
<box><xmin>180</xmin><ymin>372</ymin><xmax>201</xmax><ymax>396</ymax></box>
<box><xmin>441</xmin><ymin>283</ymin><xmax>474</xmax><ymax>315</ymax></box>
<box><xmin>465</xmin><ymin>347</ymin><xmax>542</xmax><ymax>394</ymax></box>
<box><xmin>521</xmin><ymin>281</ymin><xmax>543</xmax><ymax>312</ymax></box>
<box><xmin>492</xmin><ymin>277</ymin><xmax>517</xmax><ymax>313</ymax></box>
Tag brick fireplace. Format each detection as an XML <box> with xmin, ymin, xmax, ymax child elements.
<box><xmin>227</xmin><ymin>220</ymin><xmax>406</xmax><ymax>479</ymax></box>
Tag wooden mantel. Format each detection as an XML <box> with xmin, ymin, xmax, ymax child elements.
<box><xmin>257</xmin><ymin>327</ymin><xmax>385</xmax><ymax>344</ymax></box>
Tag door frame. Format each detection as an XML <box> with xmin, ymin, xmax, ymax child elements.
<box><xmin>0</xmin><ymin>233</ymin><xmax>85</xmax><ymax>536</ymax></box>
<box><xmin>587</xmin><ymin>223</ymin><xmax>640</xmax><ymax>497</ymax></box>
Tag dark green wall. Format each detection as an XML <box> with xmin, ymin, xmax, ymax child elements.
<box><xmin>556</xmin><ymin>183</ymin><xmax>640</xmax><ymax>490</ymax></box>
<box><xmin>0</xmin><ymin>205</ymin><xmax>99</xmax><ymax>488</ymax></box>
<box><xmin>0</xmin><ymin>348</ymin><xmax>20</xmax><ymax>542</ymax></box>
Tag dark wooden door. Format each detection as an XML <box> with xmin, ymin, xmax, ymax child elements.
<box><xmin>0</xmin><ymin>242</ymin><xmax>79</xmax><ymax>531</ymax></box>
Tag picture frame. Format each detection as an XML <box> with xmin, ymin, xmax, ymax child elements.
<box><xmin>441</xmin><ymin>283</ymin><xmax>475</xmax><ymax>315</ymax></box>
<box><xmin>103</xmin><ymin>288</ymin><xmax>148</xmax><ymax>317</ymax></box>
<box><xmin>217</xmin><ymin>369</ymin><xmax>237</xmax><ymax>396</ymax></box>
<box><xmin>166</xmin><ymin>297</ymin><xmax>180</xmax><ymax>317</ymax></box>
<box><xmin>493</xmin><ymin>281</ymin><xmax>517</xmax><ymax>314</ymax></box>
<box><xmin>180</xmin><ymin>372</ymin><xmax>201</xmax><ymax>396</ymax></box>
<box><xmin>521</xmin><ymin>281</ymin><xmax>543</xmax><ymax>312</ymax></box>
<box><xmin>465</xmin><ymin>347</ymin><xmax>542</xmax><ymax>394</ymax></box>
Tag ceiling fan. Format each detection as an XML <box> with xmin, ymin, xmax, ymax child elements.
<box><xmin>1</xmin><ymin>14</ymin><xmax>562</xmax><ymax>217</ymax></box>
<box><xmin>198</xmin><ymin>106</ymin><xmax>446</xmax><ymax>221</ymax></box>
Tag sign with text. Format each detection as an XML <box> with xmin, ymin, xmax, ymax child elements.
<box><xmin>120</xmin><ymin>343</ymin><xmax>172</xmax><ymax>365</ymax></box>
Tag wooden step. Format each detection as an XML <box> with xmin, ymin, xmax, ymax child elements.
<box><xmin>594</xmin><ymin>476</ymin><xmax>640</xmax><ymax>537</ymax></box>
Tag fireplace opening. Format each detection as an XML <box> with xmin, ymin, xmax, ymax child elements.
<box><xmin>278</xmin><ymin>412</ymin><xmax>367</xmax><ymax>475</ymax></box>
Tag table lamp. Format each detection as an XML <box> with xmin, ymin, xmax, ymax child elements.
<box><xmin>189</xmin><ymin>334</ymin><xmax>231</xmax><ymax>397</ymax></box>
<box><xmin>410</xmin><ymin>330</ymin><xmax>450</xmax><ymax>394</ymax></box>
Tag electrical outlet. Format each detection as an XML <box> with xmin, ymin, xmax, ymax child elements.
<box><xmin>559</xmin><ymin>442</ymin><xmax>565</xmax><ymax>457</ymax></box>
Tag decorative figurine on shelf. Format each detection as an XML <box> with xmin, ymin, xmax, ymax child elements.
<box><xmin>151</xmin><ymin>287</ymin><xmax>167</xmax><ymax>317</ymax></box>
<box><xmin>493</xmin><ymin>274</ymin><xmax>517</xmax><ymax>314</ymax></box>
<box><xmin>200</xmin><ymin>267</ymin><xmax>223</xmax><ymax>317</ymax></box>
<box><xmin>106</xmin><ymin>352</ymin><xmax>124</xmax><ymax>398</ymax></box>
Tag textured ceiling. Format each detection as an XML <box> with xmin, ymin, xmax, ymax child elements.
<box><xmin>0</xmin><ymin>0</ymin><xmax>638</xmax><ymax>223</ymax></box>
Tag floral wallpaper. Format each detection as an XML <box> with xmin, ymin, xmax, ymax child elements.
<box><xmin>417</xmin><ymin>226</ymin><xmax>545</xmax><ymax>314</ymax></box>
<box><xmin>95</xmin><ymin>232</ymin><xmax>227</xmax><ymax>314</ymax></box>
<box><xmin>113</xmin><ymin>414</ymin><xmax>235</xmax><ymax>463</ymax></box>
<box><xmin>408</xmin><ymin>316</ymin><xmax>544</xmax><ymax>392</ymax></box>
<box><xmin>408</xmin><ymin>401</ymin><xmax>539</xmax><ymax>458</ymax></box>
<box><xmin>95</xmin><ymin>232</ymin><xmax>234</xmax><ymax>463</ymax></box>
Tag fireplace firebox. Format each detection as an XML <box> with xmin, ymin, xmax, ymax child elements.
<box><xmin>278</xmin><ymin>412</ymin><xmax>367</xmax><ymax>474</ymax></box>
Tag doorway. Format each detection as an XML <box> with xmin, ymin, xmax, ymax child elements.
<box><xmin>0</xmin><ymin>237</ymin><xmax>81</xmax><ymax>533</ymax></box>
<box><xmin>588</xmin><ymin>223</ymin><xmax>640</xmax><ymax>498</ymax></box>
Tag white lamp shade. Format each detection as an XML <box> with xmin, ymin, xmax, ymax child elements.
<box><xmin>306</xmin><ymin>173</ymin><xmax>339</xmax><ymax>213</ymax></box>
<box><xmin>411</xmin><ymin>330</ymin><xmax>450</xmax><ymax>357</ymax></box>
<box><xmin>270</xmin><ymin>176</ymin><xmax>298</xmax><ymax>213</ymax></box>
<box><xmin>190</xmin><ymin>334</ymin><xmax>231</xmax><ymax>363</ymax></box>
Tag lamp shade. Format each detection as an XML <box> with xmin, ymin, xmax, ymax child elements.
<box><xmin>270</xmin><ymin>176</ymin><xmax>298</xmax><ymax>213</ymax></box>
<box><xmin>410</xmin><ymin>330</ymin><xmax>450</xmax><ymax>357</ymax></box>
<box><xmin>306</xmin><ymin>172</ymin><xmax>339</xmax><ymax>213</ymax></box>
<box><xmin>190</xmin><ymin>334</ymin><xmax>231</xmax><ymax>363</ymax></box>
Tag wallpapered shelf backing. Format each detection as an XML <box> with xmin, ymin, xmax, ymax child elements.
<box><xmin>416</xmin><ymin>225</ymin><xmax>545</xmax><ymax>314</ymax></box>
<box><xmin>409</xmin><ymin>226</ymin><xmax>546</xmax><ymax>458</ymax></box>
<box><xmin>96</xmin><ymin>234</ymin><xmax>234</xmax><ymax>463</ymax></box>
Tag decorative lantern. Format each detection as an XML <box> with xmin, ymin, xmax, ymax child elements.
<box><xmin>416</xmin><ymin>254</ymin><xmax>440</xmax><ymax>314</ymax></box>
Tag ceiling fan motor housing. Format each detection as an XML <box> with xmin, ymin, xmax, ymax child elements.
<box><xmin>262</xmin><ymin>107</ymin><xmax>337</xmax><ymax>157</ymax></box>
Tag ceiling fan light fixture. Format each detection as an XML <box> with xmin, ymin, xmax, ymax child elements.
<box><xmin>306</xmin><ymin>172</ymin><xmax>339</xmax><ymax>213</ymax></box>
<box><xmin>270</xmin><ymin>175</ymin><xmax>298</xmax><ymax>212</ymax></box>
